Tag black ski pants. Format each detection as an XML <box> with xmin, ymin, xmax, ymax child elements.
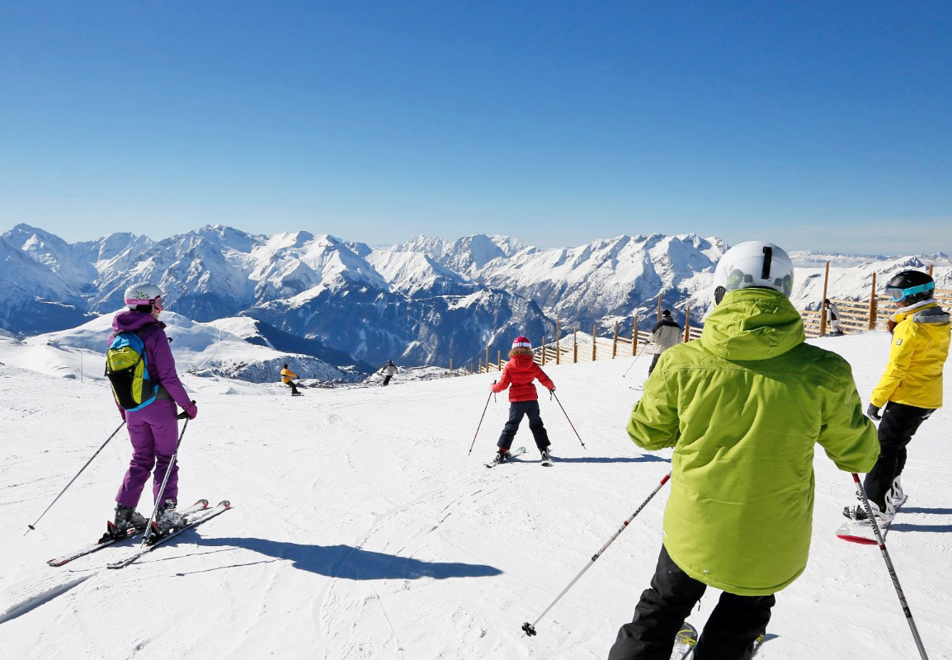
<box><xmin>383</xmin><ymin>375</ymin><xmax>392</xmax><ymax>386</ymax></box>
<box><xmin>608</xmin><ymin>546</ymin><xmax>774</xmax><ymax>660</ymax></box>
<box><xmin>647</xmin><ymin>354</ymin><xmax>662</xmax><ymax>376</ymax></box>
<box><xmin>863</xmin><ymin>401</ymin><xmax>934</xmax><ymax>510</ymax></box>
<box><xmin>497</xmin><ymin>400</ymin><xmax>550</xmax><ymax>451</ymax></box>
<box><xmin>286</xmin><ymin>381</ymin><xmax>299</xmax><ymax>395</ymax></box>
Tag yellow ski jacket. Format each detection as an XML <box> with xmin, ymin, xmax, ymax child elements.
<box><xmin>870</xmin><ymin>302</ymin><xmax>951</xmax><ymax>409</ymax></box>
<box><xmin>280</xmin><ymin>367</ymin><xmax>298</xmax><ymax>384</ymax></box>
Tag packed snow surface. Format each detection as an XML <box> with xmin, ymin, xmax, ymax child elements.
<box><xmin>1</xmin><ymin>332</ymin><xmax>950</xmax><ymax>659</ymax></box>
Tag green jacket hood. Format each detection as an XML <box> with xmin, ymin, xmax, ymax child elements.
<box><xmin>699</xmin><ymin>288</ymin><xmax>806</xmax><ymax>361</ymax></box>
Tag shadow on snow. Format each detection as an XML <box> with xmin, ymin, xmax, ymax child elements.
<box><xmin>196</xmin><ymin>536</ymin><xmax>503</xmax><ymax>581</ymax></box>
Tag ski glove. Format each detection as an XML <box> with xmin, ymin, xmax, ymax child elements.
<box><xmin>183</xmin><ymin>401</ymin><xmax>198</xmax><ymax>420</ymax></box>
<box><xmin>866</xmin><ymin>404</ymin><xmax>882</xmax><ymax>421</ymax></box>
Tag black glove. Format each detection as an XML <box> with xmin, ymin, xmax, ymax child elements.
<box><xmin>866</xmin><ymin>404</ymin><xmax>882</xmax><ymax>421</ymax></box>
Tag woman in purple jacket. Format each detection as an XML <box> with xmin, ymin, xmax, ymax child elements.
<box><xmin>110</xmin><ymin>284</ymin><xmax>198</xmax><ymax>536</ymax></box>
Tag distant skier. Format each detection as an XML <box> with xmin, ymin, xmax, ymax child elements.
<box><xmin>382</xmin><ymin>360</ymin><xmax>398</xmax><ymax>386</ymax></box>
<box><xmin>647</xmin><ymin>310</ymin><xmax>683</xmax><ymax>375</ymax></box>
<box><xmin>608</xmin><ymin>242</ymin><xmax>878</xmax><ymax>660</ymax></box>
<box><xmin>824</xmin><ymin>299</ymin><xmax>843</xmax><ymax>336</ymax></box>
<box><xmin>280</xmin><ymin>363</ymin><xmax>301</xmax><ymax>396</ymax></box>
<box><xmin>106</xmin><ymin>284</ymin><xmax>198</xmax><ymax>538</ymax></box>
<box><xmin>843</xmin><ymin>270</ymin><xmax>950</xmax><ymax>524</ymax></box>
<box><xmin>489</xmin><ymin>336</ymin><xmax>555</xmax><ymax>465</ymax></box>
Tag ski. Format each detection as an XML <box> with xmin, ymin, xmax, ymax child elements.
<box><xmin>107</xmin><ymin>500</ymin><xmax>231</xmax><ymax>570</ymax></box>
<box><xmin>484</xmin><ymin>446</ymin><xmax>526</xmax><ymax>468</ymax></box>
<box><xmin>835</xmin><ymin>517</ymin><xmax>894</xmax><ymax>545</ymax></box>
<box><xmin>836</xmin><ymin>498</ymin><xmax>904</xmax><ymax>545</ymax></box>
<box><xmin>47</xmin><ymin>499</ymin><xmax>209</xmax><ymax>567</ymax></box>
<box><xmin>671</xmin><ymin>621</ymin><xmax>698</xmax><ymax>659</ymax></box>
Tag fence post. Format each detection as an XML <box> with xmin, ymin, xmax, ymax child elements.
<box><xmin>929</xmin><ymin>264</ymin><xmax>934</xmax><ymax>278</ymax></box>
<box><xmin>498</xmin><ymin>350</ymin><xmax>502</xmax><ymax>370</ymax></box>
<box><xmin>657</xmin><ymin>293</ymin><xmax>663</xmax><ymax>322</ymax></box>
<box><xmin>486</xmin><ymin>343</ymin><xmax>489</xmax><ymax>373</ymax></box>
<box><xmin>574</xmin><ymin>328</ymin><xmax>578</xmax><ymax>364</ymax></box>
<box><xmin>683</xmin><ymin>305</ymin><xmax>691</xmax><ymax>342</ymax></box>
<box><xmin>868</xmin><ymin>272</ymin><xmax>878</xmax><ymax>331</ymax></box>
<box><xmin>556</xmin><ymin>318</ymin><xmax>561</xmax><ymax>365</ymax></box>
<box><xmin>592</xmin><ymin>324</ymin><xmax>597</xmax><ymax>362</ymax></box>
<box><xmin>819</xmin><ymin>262</ymin><xmax>830</xmax><ymax>336</ymax></box>
<box><xmin>613</xmin><ymin>322</ymin><xmax>618</xmax><ymax>358</ymax></box>
<box><xmin>542</xmin><ymin>336</ymin><xmax>547</xmax><ymax>366</ymax></box>
<box><xmin>633</xmin><ymin>315</ymin><xmax>639</xmax><ymax>355</ymax></box>
<box><xmin>479</xmin><ymin>358</ymin><xmax>483</xmax><ymax>373</ymax></box>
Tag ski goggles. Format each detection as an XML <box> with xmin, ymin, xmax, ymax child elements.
<box><xmin>886</xmin><ymin>281</ymin><xmax>934</xmax><ymax>302</ymax></box>
<box><xmin>152</xmin><ymin>296</ymin><xmax>165</xmax><ymax>311</ymax></box>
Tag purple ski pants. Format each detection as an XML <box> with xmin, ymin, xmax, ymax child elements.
<box><xmin>115</xmin><ymin>398</ymin><xmax>180</xmax><ymax>508</ymax></box>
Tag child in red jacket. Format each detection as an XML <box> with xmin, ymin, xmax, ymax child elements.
<box><xmin>490</xmin><ymin>336</ymin><xmax>555</xmax><ymax>465</ymax></box>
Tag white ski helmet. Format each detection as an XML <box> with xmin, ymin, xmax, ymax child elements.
<box><xmin>123</xmin><ymin>283</ymin><xmax>163</xmax><ymax>309</ymax></box>
<box><xmin>712</xmin><ymin>241</ymin><xmax>794</xmax><ymax>306</ymax></box>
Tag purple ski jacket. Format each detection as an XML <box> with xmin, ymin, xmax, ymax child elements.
<box><xmin>109</xmin><ymin>311</ymin><xmax>192</xmax><ymax>411</ymax></box>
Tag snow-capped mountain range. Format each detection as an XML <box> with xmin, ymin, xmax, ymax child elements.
<box><xmin>2</xmin><ymin>223</ymin><xmax>949</xmax><ymax>370</ymax></box>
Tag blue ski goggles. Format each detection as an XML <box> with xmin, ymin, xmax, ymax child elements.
<box><xmin>886</xmin><ymin>281</ymin><xmax>934</xmax><ymax>302</ymax></box>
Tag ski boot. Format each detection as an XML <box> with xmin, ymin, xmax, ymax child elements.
<box><xmin>886</xmin><ymin>476</ymin><xmax>907</xmax><ymax>511</ymax></box>
<box><xmin>491</xmin><ymin>449</ymin><xmax>510</xmax><ymax>466</ymax></box>
<box><xmin>101</xmin><ymin>504</ymin><xmax>147</xmax><ymax>542</ymax></box>
<box><xmin>148</xmin><ymin>500</ymin><xmax>185</xmax><ymax>543</ymax></box>
<box><xmin>540</xmin><ymin>448</ymin><xmax>552</xmax><ymax>464</ymax></box>
<box><xmin>842</xmin><ymin>500</ymin><xmax>892</xmax><ymax>524</ymax></box>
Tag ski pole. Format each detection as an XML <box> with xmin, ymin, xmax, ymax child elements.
<box><xmin>622</xmin><ymin>340</ymin><xmax>652</xmax><ymax>379</ymax></box>
<box><xmin>25</xmin><ymin>421</ymin><xmax>126</xmax><ymax>535</ymax></box>
<box><xmin>141</xmin><ymin>411</ymin><xmax>191</xmax><ymax>546</ymax></box>
<box><xmin>523</xmin><ymin>472</ymin><xmax>671</xmax><ymax>636</ymax></box>
<box><xmin>468</xmin><ymin>381</ymin><xmax>496</xmax><ymax>455</ymax></box>
<box><xmin>551</xmin><ymin>391</ymin><xmax>586</xmax><ymax>449</ymax></box>
<box><xmin>851</xmin><ymin>473</ymin><xmax>930</xmax><ymax>659</ymax></box>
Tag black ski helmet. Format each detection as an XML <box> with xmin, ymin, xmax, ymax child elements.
<box><xmin>884</xmin><ymin>270</ymin><xmax>935</xmax><ymax>305</ymax></box>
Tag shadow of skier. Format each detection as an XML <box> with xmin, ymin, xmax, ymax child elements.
<box><xmin>194</xmin><ymin>536</ymin><xmax>503</xmax><ymax>581</ymax></box>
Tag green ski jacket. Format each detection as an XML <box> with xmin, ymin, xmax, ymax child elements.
<box><xmin>627</xmin><ymin>288</ymin><xmax>879</xmax><ymax>595</ymax></box>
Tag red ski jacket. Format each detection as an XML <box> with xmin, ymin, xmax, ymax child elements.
<box><xmin>492</xmin><ymin>354</ymin><xmax>555</xmax><ymax>402</ymax></box>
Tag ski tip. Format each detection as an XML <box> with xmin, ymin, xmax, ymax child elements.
<box><xmin>218</xmin><ymin>500</ymin><xmax>231</xmax><ymax>509</ymax></box>
<box><xmin>836</xmin><ymin>534</ymin><xmax>879</xmax><ymax>545</ymax></box>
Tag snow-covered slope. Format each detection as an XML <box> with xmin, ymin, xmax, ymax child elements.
<box><xmin>1</xmin><ymin>332</ymin><xmax>950</xmax><ymax>659</ymax></box>
<box><xmin>12</xmin><ymin>310</ymin><xmax>355</xmax><ymax>383</ymax></box>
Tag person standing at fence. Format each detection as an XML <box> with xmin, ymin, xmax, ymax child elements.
<box><xmin>824</xmin><ymin>299</ymin><xmax>843</xmax><ymax>336</ymax></box>
<box><xmin>843</xmin><ymin>270</ymin><xmax>950</xmax><ymax>523</ymax></box>
<box><xmin>280</xmin><ymin>363</ymin><xmax>301</xmax><ymax>396</ymax></box>
<box><xmin>608</xmin><ymin>241</ymin><xmax>878</xmax><ymax>660</ymax></box>
<box><xmin>489</xmin><ymin>336</ymin><xmax>555</xmax><ymax>465</ymax></box>
<box><xmin>647</xmin><ymin>310</ymin><xmax>683</xmax><ymax>375</ymax></box>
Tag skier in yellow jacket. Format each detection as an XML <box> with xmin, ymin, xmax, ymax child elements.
<box><xmin>280</xmin><ymin>364</ymin><xmax>301</xmax><ymax>396</ymax></box>
<box><xmin>845</xmin><ymin>270</ymin><xmax>950</xmax><ymax>522</ymax></box>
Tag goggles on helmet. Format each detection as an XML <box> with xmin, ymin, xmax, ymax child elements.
<box><xmin>886</xmin><ymin>281</ymin><xmax>934</xmax><ymax>302</ymax></box>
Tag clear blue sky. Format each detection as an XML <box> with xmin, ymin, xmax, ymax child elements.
<box><xmin>1</xmin><ymin>1</ymin><xmax>949</xmax><ymax>254</ymax></box>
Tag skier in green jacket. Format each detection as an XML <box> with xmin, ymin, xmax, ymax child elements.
<box><xmin>608</xmin><ymin>241</ymin><xmax>879</xmax><ymax>660</ymax></box>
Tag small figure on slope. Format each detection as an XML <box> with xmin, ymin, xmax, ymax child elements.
<box><xmin>843</xmin><ymin>270</ymin><xmax>950</xmax><ymax>524</ymax></box>
<box><xmin>647</xmin><ymin>309</ymin><xmax>683</xmax><ymax>376</ymax></box>
<box><xmin>106</xmin><ymin>284</ymin><xmax>198</xmax><ymax>538</ymax></box>
<box><xmin>608</xmin><ymin>242</ymin><xmax>879</xmax><ymax>660</ymax></box>
<box><xmin>489</xmin><ymin>336</ymin><xmax>555</xmax><ymax>465</ymax></box>
<box><xmin>280</xmin><ymin>363</ymin><xmax>302</xmax><ymax>396</ymax></box>
<box><xmin>381</xmin><ymin>360</ymin><xmax>398</xmax><ymax>386</ymax></box>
